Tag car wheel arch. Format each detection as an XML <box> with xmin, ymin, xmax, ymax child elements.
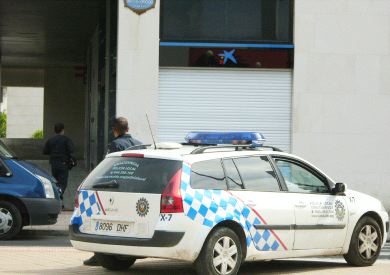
<box><xmin>0</xmin><ymin>194</ymin><xmax>30</xmax><ymax>226</ymax></box>
<box><xmin>360</xmin><ymin>211</ymin><xmax>384</xmax><ymax>240</ymax></box>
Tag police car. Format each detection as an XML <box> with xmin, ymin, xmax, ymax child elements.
<box><xmin>70</xmin><ymin>132</ymin><xmax>389</xmax><ymax>275</ymax></box>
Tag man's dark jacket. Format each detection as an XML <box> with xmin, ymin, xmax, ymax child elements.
<box><xmin>43</xmin><ymin>134</ymin><xmax>74</xmax><ymax>167</ymax></box>
<box><xmin>107</xmin><ymin>134</ymin><xmax>142</xmax><ymax>154</ymax></box>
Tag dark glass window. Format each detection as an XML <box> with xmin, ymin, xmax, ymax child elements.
<box><xmin>82</xmin><ymin>157</ymin><xmax>182</xmax><ymax>194</ymax></box>
<box><xmin>274</xmin><ymin>159</ymin><xmax>330</xmax><ymax>194</ymax></box>
<box><xmin>234</xmin><ymin>156</ymin><xmax>280</xmax><ymax>192</ymax></box>
<box><xmin>161</xmin><ymin>0</ymin><xmax>293</xmax><ymax>43</ymax></box>
<box><xmin>223</xmin><ymin>159</ymin><xmax>244</xmax><ymax>190</ymax></box>
<box><xmin>159</xmin><ymin>47</ymin><xmax>293</xmax><ymax>69</ymax></box>
<box><xmin>190</xmin><ymin>159</ymin><xmax>226</xmax><ymax>189</ymax></box>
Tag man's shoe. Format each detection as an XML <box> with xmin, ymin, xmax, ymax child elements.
<box><xmin>83</xmin><ymin>255</ymin><xmax>99</xmax><ymax>266</ymax></box>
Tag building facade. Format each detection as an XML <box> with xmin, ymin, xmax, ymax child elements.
<box><xmin>116</xmin><ymin>0</ymin><xmax>390</xmax><ymax>209</ymax></box>
<box><xmin>0</xmin><ymin>0</ymin><xmax>389</xmax><ymax>209</ymax></box>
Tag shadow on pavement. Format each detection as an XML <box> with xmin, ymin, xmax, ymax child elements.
<box><xmin>0</xmin><ymin>230</ymin><xmax>71</xmax><ymax>247</ymax></box>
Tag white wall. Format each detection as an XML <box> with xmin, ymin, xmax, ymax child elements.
<box><xmin>293</xmin><ymin>0</ymin><xmax>390</xmax><ymax>209</ymax></box>
<box><xmin>6</xmin><ymin>87</ymin><xmax>44</xmax><ymax>138</ymax></box>
<box><xmin>116</xmin><ymin>0</ymin><xmax>160</xmax><ymax>143</ymax></box>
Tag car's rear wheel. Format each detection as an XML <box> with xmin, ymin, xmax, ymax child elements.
<box><xmin>95</xmin><ymin>253</ymin><xmax>136</xmax><ymax>271</ymax></box>
<box><xmin>195</xmin><ymin>227</ymin><xmax>243</xmax><ymax>275</ymax></box>
<box><xmin>0</xmin><ymin>201</ymin><xmax>23</xmax><ymax>240</ymax></box>
<box><xmin>344</xmin><ymin>216</ymin><xmax>382</xmax><ymax>266</ymax></box>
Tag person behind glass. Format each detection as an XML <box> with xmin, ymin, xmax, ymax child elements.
<box><xmin>84</xmin><ymin>117</ymin><xmax>142</xmax><ymax>266</ymax></box>
<box><xmin>43</xmin><ymin>122</ymin><xmax>74</xmax><ymax>202</ymax></box>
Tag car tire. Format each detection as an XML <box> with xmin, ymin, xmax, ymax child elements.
<box><xmin>344</xmin><ymin>216</ymin><xmax>382</xmax><ymax>266</ymax></box>
<box><xmin>95</xmin><ymin>253</ymin><xmax>136</xmax><ymax>271</ymax></box>
<box><xmin>195</xmin><ymin>227</ymin><xmax>243</xmax><ymax>275</ymax></box>
<box><xmin>0</xmin><ymin>201</ymin><xmax>23</xmax><ymax>240</ymax></box>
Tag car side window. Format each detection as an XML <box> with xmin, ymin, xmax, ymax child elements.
<box><xmin>274</xmin><ymin>159</ymin><xmax>329</xmax><ymax>194</ymax></box>
<box><xmin>190</xmin><ymin>159</ymin><xmax>227</xmax><ymax>190</ymax></box>
<box><xmin>233</xmin><ymin>156</ymin><xmax>280</xmax><ymax>192</ymax></box>
<box><xmin>223</xmin><ymin>159</ymin><xmax>244</xmax><ymax>190</ymax></box>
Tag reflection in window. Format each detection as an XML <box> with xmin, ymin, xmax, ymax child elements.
<box><xmin>233</xmin><ymin>156</ymin><xmax>280</xmax><ymax>192</ymax></box>
<box><xmin>223</xmin><ymin>159</ymin><xmax>244</xmax><ymax>190</ymax></box>
<box><xmin>275</xmin><ymin>160</ymin><xmax>329</xmax><ymax>193</ymax></box>
<box><xmin>161</xmin><ymin>0</ymin><xmax>293</xmax><ymax>43</ymax></box>
<box><xmin>191</xmin><ymin>159</ymin><xmax>226</xmax><ymax>189</ymax></box>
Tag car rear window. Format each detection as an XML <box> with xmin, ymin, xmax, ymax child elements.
<box><xmin>82</xmin><ymin>157</ymin><xmax>182</xmax><ymax>194</ymax></box>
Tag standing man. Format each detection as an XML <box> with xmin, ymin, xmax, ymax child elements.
<box><xmin>43</xmin><ymin>122</ymin><xmax>74</xmax><ymax>202</ymax></box>
<box><xmin>84</xmin><ymin>117</ymin><xmax>142</xmax><ymax>266</ymax></box>
<box><xmin>107</xmin><ymin>116</ymin><xmax>142</xmax><ymax>153</ymax></box>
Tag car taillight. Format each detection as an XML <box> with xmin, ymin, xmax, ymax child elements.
<box><xmin>74</xmin><ymin>192</ymin><xmax>79</xmax><ymax>209</ymax></box>
<box><xmin>74</xmin><ymin>185</ymin><xmax>81</xmax><ymax>209</ymax></box>
<box><xmin>160</xmin><ymin>169</ymin><xmax>183</xmax><ymax>213</ymax></box>
<box><xmin>121</xmin><ymin>153</ymin><xmax>144</xmax><ymax>158</ymax></box>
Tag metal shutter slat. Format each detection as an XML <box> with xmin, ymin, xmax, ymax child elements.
<box><xmin>158</xmin><ymin>68</ymin><xmax>292</xmax><ymax>151</ymax></box>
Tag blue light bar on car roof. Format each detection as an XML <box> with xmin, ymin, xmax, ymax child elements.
<box><xmin>185</xmin><ymin>131</ymin><xmax>266</xmax><ymax>147</ymax></box>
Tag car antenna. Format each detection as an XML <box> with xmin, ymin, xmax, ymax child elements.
<box><xmin>146</xmin><ymin>113</ymin><xmax>157</xmax><ymax>149</ymax></box>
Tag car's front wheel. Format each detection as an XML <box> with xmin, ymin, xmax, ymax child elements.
<box><xmin>0</xmin><ymin>201</ymin><xmax>23</xmax><ymax>240</ymax></box>
<box><xmin>195</xmin><ymin>227</ymin><xmax>243</xmax><ymax>275</ymax></box>
<box><xmin>344</xmin><ymin>216</ymin><xmax>382</xmax><ymax>266</ymax></box>
<box><xmin>95</xmin><ymin>253</ymin><xmax>136</xmax><ymax>271</ymax></box>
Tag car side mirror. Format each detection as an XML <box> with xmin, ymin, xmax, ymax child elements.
<box><xmin>332</xmin><ymin>182</ymin><xmax>346</xmax><ymax>195</ymax></box>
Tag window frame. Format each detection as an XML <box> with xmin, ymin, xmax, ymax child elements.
<box><xmin>221</xmin><ymin>158</ymin><xmax>245</xmax><ymax>190</ymax></box>
<box><xmin>222</xmin><ymin>155</ymin><xmax>283</xmax><ymax>193</ymax></box>
<box><xmin>190</xmin><ymin>158</ymin><xmax>229</xmax><ymax>190</ymax></box>
<box><xmin>270</xmin><ymin>156</ymin><xmax>334</xmax><ymax>195</ymax></box>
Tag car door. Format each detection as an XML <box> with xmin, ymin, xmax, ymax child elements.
<box><xmin>224</xmin><ymin>156</ymin><xmax>294</xmax><ymax>252</ymax></box>
<box><xmin>272</xmin><ymin>157</ymin><xmax>348</xmax><ymax>250</ymax></box>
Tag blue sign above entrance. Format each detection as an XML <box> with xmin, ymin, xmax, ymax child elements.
<box><xmin>124</xmin><ymin>0</ymin><xmax>156</xmax><ymax>14</ymax></box>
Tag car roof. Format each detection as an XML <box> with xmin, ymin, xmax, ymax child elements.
<box><xmin>107</xmin><ymin>145</ymin><xmax>335</xmax><ymax>183</ymax></box>
<box><xmin>108</xmin><ymin>145</ymin><xmax>290</xmax><ymax>162</ymax></box>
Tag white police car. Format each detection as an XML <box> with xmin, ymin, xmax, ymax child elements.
<box><xmin>70</xmin><ymin>132</ymin><xmax>389</xmax><ymax>275</ymax></box>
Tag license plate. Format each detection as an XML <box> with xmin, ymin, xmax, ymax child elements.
<box><xmin>93</xmin><ymin>220</ymin><xmax>133</xmax><ymax>235</ymax></box>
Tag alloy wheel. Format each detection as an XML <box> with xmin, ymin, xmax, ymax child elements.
<box><xmin>0</xmin><ymin>207</ymin><xmax>13</xmax><ymax>235</ymax></box>
<box><xmin>212</xmin><ymin>236</ymin><xmax>238</xmax><ymax>275</ymax></box>
<box><xmin>358</xmin><ymin>224</ymin><xmax>379</xmax><ymax>260</ymax></box>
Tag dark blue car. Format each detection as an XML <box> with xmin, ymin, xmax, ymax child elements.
<box><xmin>0</xmin><ymin>141</ymin><xmax>61</xmax><ymax>240</ymax></box>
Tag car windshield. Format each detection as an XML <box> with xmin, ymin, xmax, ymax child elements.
<box><xmin>0</xmin><ymin>140</ymin><xmax>17</xmax><ymax>158</ymax></box>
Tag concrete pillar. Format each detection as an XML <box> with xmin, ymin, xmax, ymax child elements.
<box><xmin>43</xmin><ymin>68</ymin><xmax>85</xmax><ymax>158</ymax></box>
<box><xmin>116</xmin><ymin>0</ymin><xmax>160</xmax><ymax>143</ymax></box>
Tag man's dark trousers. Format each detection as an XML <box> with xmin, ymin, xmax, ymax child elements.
<box><xmin>51</xmin><ymin>160</ymin><xmax>69</xmax><ymax>200</ymax></box>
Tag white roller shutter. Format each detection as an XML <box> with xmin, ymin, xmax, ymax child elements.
<box><xmin>158</xmin><ymin>68</ymin><xmax>292</xmax><ymax>151</ymax></box>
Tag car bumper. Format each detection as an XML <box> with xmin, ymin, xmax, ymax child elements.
<box><xmin>69</xmin><ymin>224</ymin><xmax>184</xmax><ymax>247</ymax></box>
<box><xmin>21</xmin><ymin>198</ymin><xmax>61</xmax><ymax>225</ymax></box>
